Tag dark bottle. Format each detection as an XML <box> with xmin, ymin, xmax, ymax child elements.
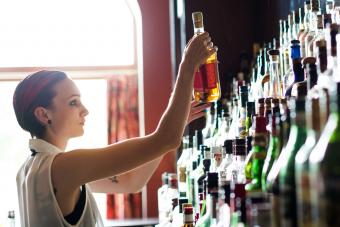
<box><xmin>309</xmin><ymin>82</ymin><xmax>340</xmax><ymax>227</ymax></box>
<box><xmin>279</xmin><ymin>97</ymin><xmax>307</xmax><ymax>227</ymax></box>
<box><xmin>284</xmin><ymin>40</ymin><xmax>305</xmax><ymax>97</ymax></box>
<box><xmin>196</xmin><ymin>172</ymin><xmax>219</xmax><ymax>226</ymax></box>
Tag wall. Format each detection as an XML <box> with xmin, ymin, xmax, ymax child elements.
<box><xmin>137</xmin><ymin>0</ymin><xmax>176</xmax><ymax>218</ymax></box>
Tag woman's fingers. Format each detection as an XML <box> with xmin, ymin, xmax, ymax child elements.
<box><xmin>187</xmin><ymin>112</ymin><xmax>206</xmax><ymax>125</ymax></box>
<box><xmin>190</xmin><ymin>102</ymin><xmax>211</xmax><ymax>115</ymax></box>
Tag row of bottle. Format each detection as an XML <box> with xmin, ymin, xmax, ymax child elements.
<box><xmin>156</xmin><ymin>1</ymin><xmax>340</xmax><ymax>226</ymax></box>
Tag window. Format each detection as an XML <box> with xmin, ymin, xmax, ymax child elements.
<box><xmin>0</xmin><ymin>0</ymin><xmax>135</xmax><ymax>67</ymax></box>
<box><xmin>0</xmin><ymin>0</ymin><xmax>140</xmax><ymax>224</ymax></box>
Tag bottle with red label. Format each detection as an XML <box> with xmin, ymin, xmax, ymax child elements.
<box><xmin>192</xmin><ymin>12</ymin><xmax>221</xmax><ymax>103</ymax></box>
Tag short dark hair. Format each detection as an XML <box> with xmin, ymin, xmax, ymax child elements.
<box><xmin>13</xmin><ymin>70</ymin><xmax>67</xmax><ymax>138</ymax></box>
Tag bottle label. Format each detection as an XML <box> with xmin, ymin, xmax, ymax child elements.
<box><xmin>194</xmin><ymin>62</ymin><xmax>218</xmax><ymax>92</ymax></box>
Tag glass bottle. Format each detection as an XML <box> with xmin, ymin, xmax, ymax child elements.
<box><xmin>299</xmin><ymin>0</ymin><xmax>312</xmax><ymax>59</ymax></box>
<box><xmin>192</xmin><ymin>12</ymin><xmax>221</xmax><ymax>103</ymax></box>
<box><xmin>196</xmin><ymin>172</ymin><xmax>219</xmax><ymax>227</ymax></box>
<box><xmin>279</xmin><ymin>97</ymin><xmax>307</xmax><ymax>227</ymax></box>
<box><xmin>262</xmin><ymin>111</ymin><xmax>281</xmax><ymax>192</ymax></box>
<box><xmin>305</xmin><ymin>0</ymin><xmax>321</xmax><ymax>58</ymax></box>
<box><xmin>158</xmin><ymin>172</ymin><xmax>169</xmax><ymax>222</ymax></box>
<box><xmin>294</xmin><ymin>59</ymin><xmax>320</xmax><ymax>227</ymax></box>
<box><xmin>309</xmin><ymin>82</ymin><xmax>340</xmax><ymax>227</ymax></box>
<box><xmin>182</xmin><ymin>207</ymin><xmax>195</xmax><ymax>227</ymax></box>
<box><xmin>245</xmin><ymin>101</ymin><xmax>255</xmax><ymax>136</ymax></box>
<box><xmin>245</xmin><ymin>116</ymin><xmax>268</xmax><ymax>191</ymax></box>
<box><xmin>217</xmin><ymin>139</ymin><xmax>233</xmax><ymax>182</ymax></box>
<box><xmin>268</xmin><ymin>49</ymin><xmax>282</xmax><ymax>98</ymax></box>
<box><xmin>284</xmin><ymin>40</ymin><xmax>305</xmax><ymax>97</ymax></box>
<box><xmin>238</xmin><ymin>86</ymin><xmax>248</xmax><ymax>139</ymax></box>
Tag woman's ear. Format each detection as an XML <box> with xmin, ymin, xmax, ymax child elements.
<box><xmin>33</xmin><ymin>107</ymin><xmax>50</xmax><ymax>126</ymax></box>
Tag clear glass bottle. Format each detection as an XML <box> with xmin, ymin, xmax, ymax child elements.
<box><xmin>192</xmin><ymin>12</ymin><xmax>221</xmax><ymax>103</ymax></box>
<box><xmin>299</xmin><ymin>0</ymin><xmax>312</xmax><ymax>59</ymax></box>
<box><xmin>268</xmin><ymin>49</ymin><xmax>283</xmax><ymax>98</ymax></box>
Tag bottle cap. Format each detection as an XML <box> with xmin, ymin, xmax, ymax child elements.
<box><xmin>192</xmin><ymin>12</ymin><xmax>203</xmax><ymax>28</ymax></box>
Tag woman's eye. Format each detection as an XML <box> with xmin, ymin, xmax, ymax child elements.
<box><xmin>70</xmin><ymin>100</ymin><xmax>78</xmax><ymax>106</ymax></box>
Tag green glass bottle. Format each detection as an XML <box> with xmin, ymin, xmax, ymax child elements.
<box><xmin>262</xmin><ymin>110</ymin><xmax>281</xmax><ymax>192</ymax></box>
<box><xmin>245</xmin><ymin>116</ymin><xmax>268</xmax><ymax>191</ymax></box>
<box><xmin>279</xmin><ymin>97</ymin><xmax>307</xmax><ymax>227</ymax></box>
<box><xmin>294</xmin><ymin>57</ymin><xmax>319</xmax><ymax>227</ymax></box>
<box><xmin>309</xmin><ymin>82</ymin><xmax>340</xmax><ymax>226</ymax></box>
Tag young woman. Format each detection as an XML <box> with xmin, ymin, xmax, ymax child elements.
<box><xmin>13</xmin><ymin>32</ymin><xmax>216</xmax><ymax>226</ymax></box>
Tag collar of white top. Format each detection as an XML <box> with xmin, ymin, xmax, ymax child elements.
<box><xmin>29</xmin><ymin>139</ymin><xmax>62</xmax><ymax>154</ymax></box>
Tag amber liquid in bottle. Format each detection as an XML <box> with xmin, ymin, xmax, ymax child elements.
<box><xmin>192</xmin><ymin>12</ymin><xmax>221</xmax><ymax>103</ymax></box>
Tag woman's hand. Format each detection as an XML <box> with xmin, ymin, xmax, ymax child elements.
<box><xmin>187</xmin><ymin>100</ymin><xmax>211</xmax><ymax>125</ymax></box>
<box><xmin>180</xmin><ymin>32</ymin><xmax>217</xmax><ymax>74</ymax></box>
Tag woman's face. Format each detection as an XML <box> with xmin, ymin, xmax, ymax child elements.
<box><xmin>47</xmin><ymin>78</ymin><xmax>89</xmax><ymax>139</ymax></box>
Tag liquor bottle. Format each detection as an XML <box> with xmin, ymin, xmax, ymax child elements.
<box><xmin>182</xmin><ymin>207</ymin><xmax>195</xmax><ymax>227</ymax></box>
<box><xmin>238</xmin><ymin>86</ymin><xmax>249</xmax><ymax>138</ymax></box>
<box><xmin>217</xmin><ymin>139</ymin><xmax>233</xmax><ymax>182</ymax></box>
<box><xmin>279</xmin><ymin>97</ymin><xmax>307</xmax><ymax>227</ymax></box>
<box><xmin>284</xmin><ymin>40</ymin><xmax>305</xmax><ymax>97</ymax></box>
<box><xmin>245</xmin><ymin>101</ymin><xmax>255</xmax><ymax>136</ymax></box>
<box><xmin>299</xmin><ymin>0</ymin><xmax>312</xmax><ymax>59</ymax></box>
<box><xmin>228</xmin><ymin>139</ymin><xmax>247</xmax><ymax>184</ymax></box>
<box><xmin>245</xmin><ymin>116</ymin><xmax>268</xmax><ymax>191</ymax></box>
<box><xmin>268</xmin><ymin>49</ymin><xmax>282</xmax><ymax>98</ymax></box>
<box><xmin>305</xmin><ymin>0</ymin><xmax>321</xmax><ymax>58</ymax></box>
<box><xmin>313</xmin><ymin>40</ymin><xmax>331</xmax><ymax>131</ymax></box>
<box><xmin>295</xmin><ymin>58</ymin><xmax>320</xmax><ymax>227</ymax></box>
<box><xmin>262</xmin><ymin>111</ymin><xmax>281</xmax><ymax>192</ymax></box>
<box><xmin>158</xmin><ymin>172</ymin><xmax>169</xmax><ymax>222</ymax></box>
<box><xmin>196</xmin><ymin>172</ymin><xmax>219</xmax><ymax>227</ymax></box>
<box><xmin>309</xmin><ymin>82</ymin><xmax>340</xmax><ymax>227</ymax></box>
<box><xmin>192</xmin><ymin>12</ymin><xmax>221</xmax><ymax>103</ymax></box>
<box><xmin>7</xmin><ymin>211</ymin><xmax>15</xmax><ymax>227</ymax></box>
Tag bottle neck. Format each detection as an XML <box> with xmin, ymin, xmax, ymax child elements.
<box><xmin>194</xmin><ymin>26</ymin><xmax>205</xmax><ymax>34</ymax></box>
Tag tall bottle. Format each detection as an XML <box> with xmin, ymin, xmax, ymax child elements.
<box><xmin>196</xmin><ymin>172</ymin><xmax>219</xmax><ymax>227</ymax></box>
<box><xmin>262</xmin><ymin>111</ymin><xmax>281</xmax><ymax>192</ymax></box>
<box><xmin>284</xmin><ymin>40</ymin><xmax>305</xmax><ymax>97</ymax></box>
<box><xmin>279</xmin><ymin>97</ymin><xmax>307</xmax><ymax>227</ymax></box>
<box><xmin>245</xmin><ymin>116</ymin><xmax>268</xmax><ymax>191</ymax></box>
<box><xmin>295</xmin><ymin>58</ymin><xmax>320</xmax><ymax>227</ymax></box>
<box><xmin>299</xmin><ymin>0</ymin><xmax>312</xmax><ymax>59</ymax></box>
<box><xmin>192</xmin><ymin>12</ymin><xmax>221</xmax><ymax>103</ymax></box>
<box><xmin>309</xmin><ymin>82</ymin><xmax>340</xmax><ymax>227</ymax></box>
<box><xmin>268</xmin><ymin>49</ymin><xmax>282</xmax><ymax>98</ymax></box>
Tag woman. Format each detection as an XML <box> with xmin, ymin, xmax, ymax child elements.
<box><xmin>13</xmin><ymin>32</ymin><xmax>216</xmax><ymax>226</ymax></box>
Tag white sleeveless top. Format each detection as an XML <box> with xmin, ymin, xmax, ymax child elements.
<box><xmin>16</xmin><ymin>139</ymin><xmax>104</xmax><ymax>227</ymax></box>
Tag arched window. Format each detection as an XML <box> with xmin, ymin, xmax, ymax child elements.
<box><xmin>0</xmin><ymin>0</ymin><xmax>143</xmax><ymax>222</ymax></box>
